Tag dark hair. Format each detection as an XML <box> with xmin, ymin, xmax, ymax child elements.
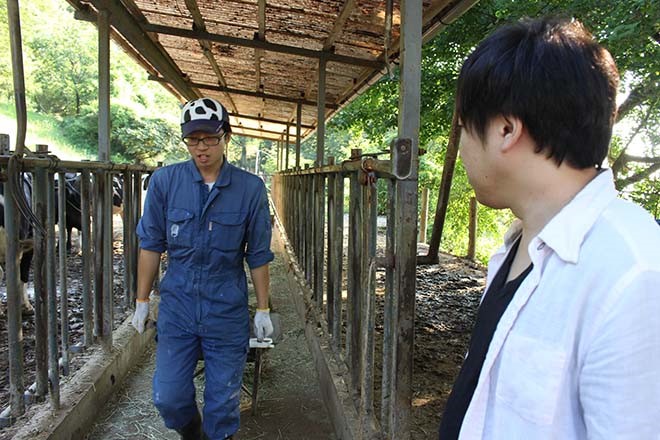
<box><xmin>456</xmin><ymin>16</ymin><xmax>619</xmax><ymax>169</ymax></box>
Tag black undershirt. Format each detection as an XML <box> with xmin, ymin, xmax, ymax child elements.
<box><xmin>438</xmin><ymin>238</ymin><xmax>533</xmax><ymax>440</ymax></box>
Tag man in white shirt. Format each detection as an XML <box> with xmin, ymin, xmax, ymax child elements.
<box><xmin>438</xmin><ymin>16</ymin><xmax>660</xmax><ymax>439</ymax></box>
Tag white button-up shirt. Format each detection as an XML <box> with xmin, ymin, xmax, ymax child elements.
<box><xmin>459</xmin><ymin>169</ymin><xmax>660</xmax><ymax>439</ymax></box>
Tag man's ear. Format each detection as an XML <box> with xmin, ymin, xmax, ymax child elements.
<box><xmin>225</xmin><ymin>132</ymin><xmax>232</xmax><ymax>144</ymax></box>
<box><xmin>500</xmin><ymin>115</ymin><xmax>524</xmax><ymax>153</ymax></box>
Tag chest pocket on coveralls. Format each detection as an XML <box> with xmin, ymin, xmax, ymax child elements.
<box><xmin>209</xmin><ymin>212</ymin><xmax>247</xmax><ymax>251</ymax></box>
<box><xmin>166</xmin><ymin>208</ymin><xmax>194</xmax><ymax>248</ymax></box>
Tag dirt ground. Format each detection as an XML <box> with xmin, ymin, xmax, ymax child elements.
<box><xmin>0</xmin><ymin>223</ymin><xmax>485</xmax><ymax>439</ymax></box>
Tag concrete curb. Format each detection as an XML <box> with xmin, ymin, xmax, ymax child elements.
<box><xmin>11</xmin><ymin>299</ymin><xmax>159</xmax><ymax>440</ymax></box>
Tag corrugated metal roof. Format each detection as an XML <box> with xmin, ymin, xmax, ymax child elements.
<box><xmin>66</xmin><ymin>0</ymin><xmax>477</xmax><ymax>143</ymax></box>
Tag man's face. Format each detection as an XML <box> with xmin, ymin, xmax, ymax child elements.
<box><xmin>458</xmin><ymin>121</ymin><xmax>504</xmax><ymax>209</ymax></box>
<box><xmin>184</xmin><ymin>130</ymin><xmax>228</xmax><ymax>172</ymax></box>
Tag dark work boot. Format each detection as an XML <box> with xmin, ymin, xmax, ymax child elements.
<box><xmin>175</xmin><ymin>410</ymin><xmax>202</xmax><ymax>440</ymax></box>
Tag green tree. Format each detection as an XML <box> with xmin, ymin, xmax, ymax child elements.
<box><xmin>60</xmin><ymin>104</ymin><xmax>180</xmax><ymax>164</ymax></box>
<box><xmin>28</xmin><ymin>25</ymin><xmax>97</xmax><ymax>115</ymax></box>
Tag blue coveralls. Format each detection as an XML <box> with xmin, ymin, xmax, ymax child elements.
<box><xmin>137</xmin><ymin>159</ymin><xmax>274</xmax><ymax>439</ymax></box>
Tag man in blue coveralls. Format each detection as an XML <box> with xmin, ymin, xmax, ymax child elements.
<box><xmin>130</xmin><ymin>97</ymin><xmax>274</xmax><ymax>440</ymax></box>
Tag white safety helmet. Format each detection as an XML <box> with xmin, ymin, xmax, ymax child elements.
<box><xmin>180</xmin><ymin>97</ymin><xmax>231</xmax><ymax>138</ymax></box>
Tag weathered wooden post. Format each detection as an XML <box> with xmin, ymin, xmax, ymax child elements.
<box><xmin>80</xmin><ymin>168</ymin><xmax>93</xmax><ymax>348</ymax></box>
<box><xmin>347</xmin><ymin>149</ymin><xmax>363</xmax><ymax>395</ymax></box>
<box><xmin>420</xmin><ymin>186</ymin><xmax>429</xmax><ymax>243</ymax></box>
<box><xmin>57</xmin><ymin>171</ymin><xmax>69</xmax><ymax>376</ymax></box>
<box><xmin>467</xmin><ymin>196</ymin><xmax>477</xmax><ymax>260</ymax></box>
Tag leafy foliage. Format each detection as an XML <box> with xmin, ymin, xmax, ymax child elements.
<box><xmin>28</xmin><ymin>29</ymin><xmax>97</xmax><ymax>115</ymax></box>
<box><xmin>60</xmin><ymin>104</ymin><xmax>180</xmax><ymax>164</ymax></box>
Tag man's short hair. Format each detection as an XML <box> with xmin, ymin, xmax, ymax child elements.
<box><xmin>456</xmin><ymin>16</ymin><xmax>619</xmax><ymax>169</ymax></box>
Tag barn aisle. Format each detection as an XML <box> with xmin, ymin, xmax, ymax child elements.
<box><xmin>85</xmin><ymin>224</ymin><xmax>336</xmax><ymax>440</ymax></box>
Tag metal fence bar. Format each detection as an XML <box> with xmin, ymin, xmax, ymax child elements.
<box><xmin>326</xmin><ymin>158</ymin><xmax>336</xmax><ymax>328</ymax></box>
<box><xmin>359</xmin><ymin>169</ymin><xmax>378</xmax><ymax>435</ymax></box>
<box><xmin>33</xmin><ymin>146</ymin><xmax>49</xmax><ymax>399</ymax></box>
<box><xmin>331</xmin><ymin>172</ymin><xmax>344</xmax><ymax>352</ymax></box>
<box><xmin>305</xmin><ymin>171</ymin><xmax>313</xmax><ymax>287</ymax></box>
<box><xmin>46</xmin><ymin>170</ymin><xmax>60</xmax><ymax>409</ymax></box>
<box><xmin>381</xmin><ymin>178</ymin><xmax>397</xmax><ymax>435</ymax></box>
<box><xmin>123</xmin><ymin>171</ymin><xmax>133</xmax><ymax>307</ymax></box>
<box><xmin>347</xmin><ymin>149</ymin><xmax>363</xmax><ymax>395</ymax></box>
<box><xmin>102</xmin><ymin>171</ymin><xmax>113</xmax><ymax>349</ymax></box>
<box><xmin>93</xmin><ymin>171</ymin><xmax>104</xmax><ymax>342</ymax></box>
<box><xmin>57</xmin><ymin>171</ymin><xmax>70</xmax><ymax>376</ymax></box>
<box><xmin>81</xmin><ymin>169</ymin><xmax>93</xmax><ymax>348</ymax></box>
<box><xmin>0</xmin><ymin>155</ymin><xmax>153</xmax><ymax>172</ymax></box>
<box><xmin>4</xmin><ymin>158</ymin><xmax>25</xmax><ymax>419</ymax></box>
<box><xmin>131</xmin><ymin>171</ymin><xmax>142</xmax><ymax>297</ymax></box>
<box><xmin>314</xmin><ymin>173</ymin><xmax>325</xmax><ymax>308</ymax></box>
<box><xmin>270</xmin><ymin>147</ymin><xmax>419</xmax><ymax>439</ymax></box>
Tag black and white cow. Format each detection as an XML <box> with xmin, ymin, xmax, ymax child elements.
<box><xmin>0</xmin><ymin>172</ymin><xmax>35</xmax><ymax>315</ymax></box>
<box><xmin>60</xmin><ymin>173</ymin><xmax>123</xmax><ymax>251</ymax></box>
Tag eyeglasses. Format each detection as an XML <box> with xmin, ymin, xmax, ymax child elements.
<box><xmin>183</xmin><ymin>135</ymin><xmax>225</xmax><ymax>147</ymax></box>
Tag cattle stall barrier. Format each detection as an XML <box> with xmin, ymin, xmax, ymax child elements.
<box><xmin>271</xmin><ymin>142</ymin><xmax>418</xmax><ymax>440</ymax></box>
<box><xmin>0</xmin><ymin>135</ymin><xmax>154</xmax><ymax>426</ymax></box>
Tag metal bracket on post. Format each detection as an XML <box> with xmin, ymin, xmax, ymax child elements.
<box><xmin>391</xmin><ymin>138</ymin><xmax>413</xmax><ymax>180</ymax></box>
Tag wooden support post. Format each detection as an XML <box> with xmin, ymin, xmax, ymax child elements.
<box><xmin>467</xmin><ymin>196</ymin><xmax>477</xmax><ymax>260</ymax></box>
<box><xmin>295</xmin><ymin>101</ymin><xmax>302</xmax><ymax>169</ymax></box>
<box><xmin>419</xmin><ymin>186</ymin><xmax>429</xmax><ymax>244</ymax></box>
<box><xmin>389</xmin><ymin>1</ymin><xmax>422</xmax><ymax>437</ymax></box>
<box><xmin>419</xmin><ymin>110</ymin><xmax>460</xmax><ymax>264</ymax></box>
<box><xmin>316</xmin><ymin>58</ymin><xmax>326</xmax><ymax>166</ymax></box>
<box><xmin>285</xmin><ymin>125</ymin><xmax>290</xmax><ymax>170</ymax></box>
<box><xmin>347</xmin><ymin>149</ymin><xmax>362</xmax><ymax>394</ymax></box>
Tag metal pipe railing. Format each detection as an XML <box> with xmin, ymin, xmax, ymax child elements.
<box><xmin>271</xmin><ymin>140</ymin><xmax>417</xmax><ymax>438</ymax></box>
<box><xmin>0</xmin><ymin>143</ymin><xmax>155</xmax><ymax>425</ymax></box>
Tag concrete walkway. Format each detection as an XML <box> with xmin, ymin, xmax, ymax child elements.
<box><xmin>86</xmin><ymin>226</ymin><xmax>336</xmax><ymax>440</ymax></box>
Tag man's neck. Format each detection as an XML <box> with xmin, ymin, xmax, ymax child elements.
<box><xmin>512</xmin><ymin>165</ymin><xmax>598</xmax><ymax>240</ymax></box>
<box><xmin>198</xmin><ymin>159</ymin><xmax>223</xmax><ymax>184</ymax></box>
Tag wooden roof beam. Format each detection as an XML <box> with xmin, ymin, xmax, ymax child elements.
<box><xmin>227</xmin><ymin>112</ymin><xmax>314</xmax><ymax>130</ymax></box>
<box><xmin>142</xmin><ymin>23</ymin><xmax>385</xmax><ymax>68</ymax></box>
<box><xmin>287</xmin><ymin>0</ymin><xmax>356</xmax><ymax>125</ymax></box>
<box><xmin>184</xmin><ymin>0</ymin><xmax>239</xmax><ymax>113</ymax></box>
<box><xmin>231</xmin><ymin>132</ymin><xmax>295</xmax><ymax>143</ymax></box>
<box><xmin>234</xmin><ymin>125</ymin><xmax>297</xmax><ymax>138</ymax></box>
<box><xmin>149</xmin><ymin>76</ymin><xmax>337</xmax><ymax>109</ymax></box>
<box><xmin>256</xmin><ymin>0</ymin><xmax>266</xmax><ymax>119</ymax></box>
<box><xmin>74</xmin><ymin>1</ymin><xmax>197</xmax><ymax>101</ymax></box>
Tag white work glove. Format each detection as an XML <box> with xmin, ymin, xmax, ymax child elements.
<box><xmin>254</xmin><ymin>308</ymin><xmax>273</xmax><ymax>341</ymax></box>
<box><xmin>131</xmin><ymin>300</ymin><xmax>149</xmax><ymax>334</ymax></box>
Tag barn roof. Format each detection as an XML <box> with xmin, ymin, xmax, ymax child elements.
<box><xmin>65</xmin><ymin>0</ymin><xmax>477</xmax><ymax>143</ymax></box>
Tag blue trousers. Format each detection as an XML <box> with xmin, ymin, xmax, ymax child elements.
<box><xmin>153</xmin><ymin>309</ymin><xmax>248</xmax><ymax>439</ymax></box>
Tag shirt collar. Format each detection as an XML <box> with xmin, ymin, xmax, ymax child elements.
<box><xmin>187</xmin><ymin>157</ymin><xmax>233</xmax><ymax>188</ymax></box>
<box><xmin>537</xmin><ymin>168</ymin><xmax>617</xmax><ymax>263</ymax></box>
